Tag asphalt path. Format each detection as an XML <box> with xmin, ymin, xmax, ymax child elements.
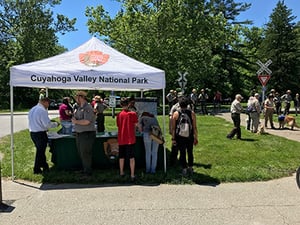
<box><xmin>0</xmin><ymin>111</ymin><xmax>300</xmax><ymax>225</ymax></box>
<box><xmin>0</xmin><ymin>110</ymin><xmax>59</xmax><ymax>137</ymax></box>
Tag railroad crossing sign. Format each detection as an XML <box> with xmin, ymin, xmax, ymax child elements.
<box><xmin>256</xmin><ymin>59</ymin><xmax>272</xmax><ymax>75</ymax></box>
<box><xmin>258</xmin><ymin>74</ymin><xmax>271</xmax><ymax>86</ymax></box>
<box><xmin>177</xmin><ymin>71</ymin><xmax>188</xmax><ymax>93</ymax></box>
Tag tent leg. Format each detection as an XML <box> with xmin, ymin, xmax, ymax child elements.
<box><xmin>10</xmin><ymin>84</ymin><xmax>14</xmax><ymax>180</ymax></box>
<box><xmin>162</xmin><ymin>88</ymin><xmax>167</xmax><ymax>173</ymax></box>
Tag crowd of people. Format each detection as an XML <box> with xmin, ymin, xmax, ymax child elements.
<box><xmin>166</xmin><ymin>88</ymin><xmax>223</xmax><ymax>115</ymax></box>
<box><xmin>29</xmin><ymin>87</ymin><xmax>298</xmax><ymax>179</ymax></box>
<box><xmin>28</xmin><ymin>90</ymin><xmax>166</xmax><ymax>181</ymax></box>
<box><xmin>229</xmin><ymin>88</ymin><xmax>299</xmax><ymax>140</ymax></box>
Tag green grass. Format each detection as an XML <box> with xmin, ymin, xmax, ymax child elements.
<box><xmin>0</xmin><ymin>114</ymin><xmax>300</xmax><ymax>185</ymax></box>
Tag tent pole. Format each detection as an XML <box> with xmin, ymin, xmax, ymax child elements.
<box><xmin>10</xmin><ymin>84</ymin><xmax>14</xmax><ymax>181</ymax></box>
<box><xmin>162</xmin><ymin>88</ymin><xmax>166</xmax><ymax>173</ymax></box>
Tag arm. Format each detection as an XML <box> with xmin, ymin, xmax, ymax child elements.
<box><xmin>171</xmin><ymin>111</ymin><xmax>179</xmax><ymax>142</ymax></box>
<box><xmin>192</xmin><ymin>111</ymin><xmax>198</xmax><ymax>145</ymax></box>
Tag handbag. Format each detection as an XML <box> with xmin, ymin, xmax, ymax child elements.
<box><xmin>149</xmin><ymin>125</ymin><xmax>164</xmax><ymax>144</ymax></box>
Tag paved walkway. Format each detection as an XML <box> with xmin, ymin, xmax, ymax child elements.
<box><xmin>0</xmin><ymin>112</ymin><xmax>300</xmax><ymax>225</ymax></box>
<box><xmin>216</xmin><ymin>112</ymin><xmax>300</xmax><ymax>142</ymax></box>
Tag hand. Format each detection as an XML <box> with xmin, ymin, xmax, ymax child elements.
<box><xmin>71</xmin><ymin>118</ymin><xmax>76</xmax><ymax>124</ymax></box>
<box><xmin>193</xmin><ymin>139</ymin><xmax>198</xmax><ymax>145</ymax></box>
<box><xmin>172</xmin><ymin>139</ymin><xmax>176</xmax><ymax>146</ymax></box>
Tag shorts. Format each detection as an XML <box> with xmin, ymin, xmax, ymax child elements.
<box><xmin>118</xmin><ymin>144</ymin><xmax>135</xmax><ymax>159</ymax></box>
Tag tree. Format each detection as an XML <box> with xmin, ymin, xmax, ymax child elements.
<box><xmin>87</xmin><ymin>0</ymin><xmax>253</xmax><ymax>99</ymax></box>
<box><xmin>260</xmin><ymin>1</ymin><xmax>300</xmax><ymax>94</ymax></box>
<box><xmin>0</xmin><ymin>0</ymin><xmax>76</xmax><ymax>108</ymax></box>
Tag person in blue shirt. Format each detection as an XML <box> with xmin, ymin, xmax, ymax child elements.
<box><xmin>138</xmin><ymin>111</ymin><xmax>160</xmax><ymax>174</ymax></box>
<box><xmin>28</xmin><ymin>97</ymin><xmax>58</xmax><ymax>174</ymax></box>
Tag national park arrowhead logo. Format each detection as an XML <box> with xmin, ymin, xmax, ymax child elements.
<box><xmin>79</xmin><ymin>50</ymin><xmax>110</xmax><ymax>67</ymax></box>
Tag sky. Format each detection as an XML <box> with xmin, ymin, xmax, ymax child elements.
<box><xmin>53</xmin><ymin>0</ymin><xmax>300</xmax><ymax>50</ymax></box>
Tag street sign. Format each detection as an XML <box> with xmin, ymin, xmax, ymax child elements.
<box><xmin>258</xmin><ymin>74</ymin><xmax>271</xmax><ymax>86</ymax></box>
<box><xmin>256</xmin><ymin>60</ymin><xmax>272</xmax><ymax>75</ymax></box>
<box><xmin>109</xmin><ymin>96</ymin><xmax>116</xmax><ymax>108</ymax></box>
<box><xmin>177</xmin><ymin>71</ymin><xmax>188</xmax><ymax>93</ymax></box>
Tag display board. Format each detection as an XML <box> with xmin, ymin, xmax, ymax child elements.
<box><xmin>134</xmin><ymin>97</ymin><xmax>158</xmax><ymax>116</ymax></box>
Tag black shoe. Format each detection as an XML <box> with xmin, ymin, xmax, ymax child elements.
<box><xmin>130</xmin><ymin>176</ymin><xmax>137</xmax><ymax>182</ymax></box>
<box><xmin>226</xmin><ymin>135</ymin><xmax>232</xmax><ymax>140</ymax></box>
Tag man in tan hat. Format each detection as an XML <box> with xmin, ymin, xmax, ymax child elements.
<box><xmin>198</xmin><ymin>88</ymin><xmax>208</xmax><ymax>115</ymax></box>
<box><xmin>281</xmin><ymin>90</ymin><xmax>292</xmax><ymax>115</ymax></box>
<box><xmin>72</xmin><ymin>90</ymin><xmax>96</xmax><ymax>175</ymax></box>
<box><xmin>190</xmin><ymin>88</ymin><xmax>198</xmax><ymax>111</ymax></box>
<box><xmin>94</xmin><ymin>95</ymin><xmax>109</xmax><ymax>132</ymax></box>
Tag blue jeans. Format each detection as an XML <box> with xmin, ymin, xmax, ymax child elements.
<box><xmin>143</xmin><ymin>132</ymin><xmax>159</xmax><ymax>173</ymax></box>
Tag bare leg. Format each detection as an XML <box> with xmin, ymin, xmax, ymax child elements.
<box><xmin>129</xmin><ymin>158</ymin><xmax>135</xmax><ymax>177</ymax></box>
<box><xmin>119</xmin><ymin>158</ymin><xmax>125</xmax><ymax>175</ymax></box>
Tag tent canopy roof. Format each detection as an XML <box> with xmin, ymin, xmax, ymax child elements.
<box><xmin>10</xmin><ymin>37</ymin><xmax>165</xmax><ymax>91</ymax></box>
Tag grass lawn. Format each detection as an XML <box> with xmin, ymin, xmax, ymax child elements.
<box><xmin>0</xmin><ymin>113</ymin><xmax>300</xmax><ymax>185</ymax></box>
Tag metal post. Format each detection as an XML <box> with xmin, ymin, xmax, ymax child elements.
<box><xmin>0</xmin><ymin>153</ymin><xmax>3</xmax><ymax>204</ymax></box>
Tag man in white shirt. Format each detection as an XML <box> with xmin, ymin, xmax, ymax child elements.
<box><xmin>28</xmin><ymin>97</ymin><xmax>58</xmax><ymax>174</ymax></box>
<box><xmin>226</xmin><ymin>94</ymin><xmax>243</xmax><ymax>139</ymax></box>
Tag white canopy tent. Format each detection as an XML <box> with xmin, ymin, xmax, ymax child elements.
<box><xmin>9</xmin><ymin>37</ymin><xmax>166</xmax><ymax>178</ymax></box>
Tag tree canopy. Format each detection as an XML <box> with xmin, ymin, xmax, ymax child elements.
<box><xmin>0</xmin><ymin>0</ymin><xmax>299</xmax><ymax>109</ymax></box>
<box><xmin>0</xmin><ymin>0</ymin><xmax>76</xmax><ymax>108</ymax></box>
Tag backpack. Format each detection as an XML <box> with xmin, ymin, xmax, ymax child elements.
<box><xmin>176</xmin><ymin>110</ymin><xmax>192</xmax><ymax>138</ymax></box>
<box><xmin>247</xmin><ymin>104</ymin><xmax>254</xmax><ymax>113</ymax></box>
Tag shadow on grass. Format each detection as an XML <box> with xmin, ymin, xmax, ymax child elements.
<box><xmin>35</xmin><ymin>165</ymin><xmax>220</xmax><ymax>190</ymax></box>
<box><xmin>193</xmin><ymin>162</ymin><xmax>212</xmax><ymax>169</ymax></box>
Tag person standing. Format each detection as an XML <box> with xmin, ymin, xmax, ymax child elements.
<box><xmin>281</xmin><ymin>90</ymin><xmax>292</xmax><ymax>115</ymax></box>
<box><xmin>168</xmin><ymin>93</ymin><xmax>191</xmax><ymax>166</ymax></box>
<box><xmin>72</xmin><ymin>91</ymin><xmax>96</xmax><ymax>176</ymax></box>
<box><xmin>264</xmin><ymin>94</ymin><xmax>275</xmax><ymax>129</ymax></box>
<box><xmin>94</xmin><ymin>95</ymin><xmax>109</xmax><ymax>132</ymax></box>
<box><xmin>273</xmin><ymin>92</ymin><xmax>282</xmax><ymax>115</ymax></box>
<box><xmin>213</xmin><ymin>90</ymin><xmax>222</xmax><ymax>114</ymax></box>
<box><xmin>250</xmin><ymin>93</ymin><xmax>261</xmax><ymax>133</ymax></box>
<box><xmin>294</xmin><ymin>93</ymin><xmax>300</xmax><ymax>116</ymax></box>
<box><xmin>198</xmin><ymin>88</ymin><xmax>208</xmax><ymax>115</ymax></box>
<box><xmin>226</xmin><ymin>94</ymin><xmax>243</xmax><ymax>140</ymax></box>
<box><xmin>117</xmin><ymin>97</ymin><xmax>138</xmax><ymax>181</ymax></box>
<box><xmin>171</xmin><ymin>97</ymin><xmax>198</xmax><ymax>176</ymax></box>
<box><xmin>39</xmin><ymin>88</ymin><xmax>46</xmax><ymax>100</ymax></box>
<box><xmin>190</xmin><ymin>89</ymin><xmax>198</xmax><ymax>112</ymax></box>
<box><xmin>59</xmin><ymin>97</ymin><xmax>73</xmax><ymax>134</ymax></box>
<box><xmin>246</xmin><ymin>96</ymin><xmax>254</xmax><ymax>131</ymax></box>
<box><xmin>138</xmin><ymin>112</ymin><xmax>160</xmax><ymax>174</ymax></box>
<box><xmin>28</xmin><ymin>97</ymin><xmax>59</xmax><ymax>174</ymax></box>
<box><xmin>166</xmin><ymin>90</ymin><xmax>176</xmax><ymax>110</ymax></box>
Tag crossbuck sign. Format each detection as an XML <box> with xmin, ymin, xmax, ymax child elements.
<box><xmin>256</xmin><ymin>59</ymin><xmax>272</xmax><ymax>75</ymax></box>
<box><xmin>177</xmin><ymin>71</ymin><xmax>188</xmax><ymax>93</ymax></box>
<box><xmin>256</xmin><ymin>59</ymin><xmax>272</xmax><ymax>101</ymax></box>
